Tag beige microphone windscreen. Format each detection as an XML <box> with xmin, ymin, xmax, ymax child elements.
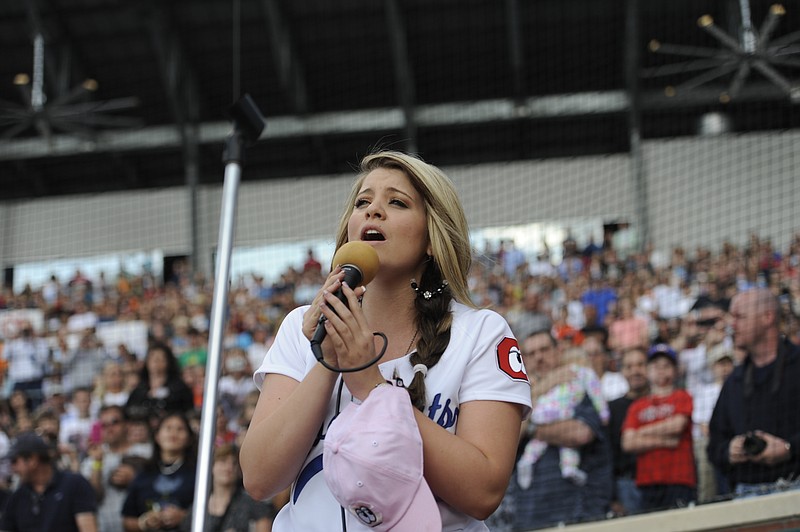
<box><xmin>332</xmin><ymin>242</ymin><xmax>380</xmax><ymax>286</ymax></box>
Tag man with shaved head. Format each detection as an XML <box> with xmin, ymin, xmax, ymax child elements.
<box><xmin>707</xmin><ymin>288</ymin><xmax>800</xmax><ymax>497</ymax></box>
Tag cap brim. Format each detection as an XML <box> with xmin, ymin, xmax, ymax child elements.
<box><xmin>385</xmin><ymin>476</ymin><xmax>441</xmax><ymax>532</ymax></box>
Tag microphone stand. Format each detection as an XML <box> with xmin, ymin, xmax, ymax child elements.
<box><xmin>191</xmin><ymin>94</ymin><xmax>265</xmax><ymax>532</ymax></box>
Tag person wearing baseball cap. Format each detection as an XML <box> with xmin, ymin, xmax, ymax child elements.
<box><xmin>646</xmin><ymin>343</ymin><xmax>678</xmax><ymax>365</ymax></box>
<box><xmin>0</xmin><ymin>432</ymin><xmax>98</xmax><ymax>531</ymax></box>
<box><xmin>621</xmin><ymin>343</ymin><xmax>696</xmax><ymax>511</ymax></box>
<box><xmin>324</xmin><ymin>384</ymin><xmax>440</xmax><ymax>531</ymax></box>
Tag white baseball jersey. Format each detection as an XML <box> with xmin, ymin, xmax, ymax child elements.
<box><xmin>254</xmin><ymin>301</ymin><xmax>532</xmax><ymax>532</ymax></box>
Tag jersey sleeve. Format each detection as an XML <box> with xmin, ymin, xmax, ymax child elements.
<box><xmin>253</xmin><ymin>306</ymin><xmax>315</xmax><ymax>389</ymax></box>
<box><xmin>456</xmin><ymin>308</ymin><xmax>532</xmax><ymax>418</ymax></box>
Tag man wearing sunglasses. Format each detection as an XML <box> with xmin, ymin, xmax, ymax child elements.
<box><xmin>0</xmin><ymin>432</ymin><xmax>97</xmax><ymax>532</ymax></box>
<box><xmin>80</xmin><ymin>405</ymin><xmax>152</xmax><ymax>532</ymax></box>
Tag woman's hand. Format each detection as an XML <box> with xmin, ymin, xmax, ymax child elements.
<box><xmin>302</xmin><ymin>267</ymin><xmax>346</xmax><ymax>366</ymax></box>
<box><xmin>318</xmin><ymin>281</ymin><xmax>380</xmax><ymax>398</ymax></box>
<box><xmin>138</xmin><ymin>510</ymin><xmax>161</xmax><ymax>530</ymax></box>
<box><xmin>158</xmin><ymin>504</ymin><xmax>186</xmax><ymax>529</ymax></box>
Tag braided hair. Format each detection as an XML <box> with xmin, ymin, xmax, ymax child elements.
<box><xmin>334</xmin><ymin>150</ymin><xmax>476</xmax><ymax>412</ymax></box>
<box><xmin>407</xmin><ymin>259</ymin><xmax>452</xmax><ymax>411</ymax></box>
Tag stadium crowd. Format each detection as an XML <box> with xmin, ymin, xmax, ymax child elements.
<box><xmin>0</xmin><ymin>231</ymin><xmax>799</xmax><ymax>531</ymax></box>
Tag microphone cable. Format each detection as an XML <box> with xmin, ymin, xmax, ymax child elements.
<box><xmin>312</xmin><ymin>331</ymin><xmax>388</xmax><ymax>373</ymax></box>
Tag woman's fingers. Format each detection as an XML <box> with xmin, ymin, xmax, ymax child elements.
<box><xmin>319</xmin><ymin>282</ymin><xmax>372</xmax><ymax>363</ymax></box>
<box><xmin>302</xmin><ymin>268</ymin><xmax>344</xmax><ymax>339</ymax></box>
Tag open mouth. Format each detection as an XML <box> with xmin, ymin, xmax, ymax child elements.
<box><xmin>361</xmin><ymin>229</ymin><xmax>385</xmax><ymax>241</ymax></box>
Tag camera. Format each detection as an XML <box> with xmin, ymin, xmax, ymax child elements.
<box><xmin>742</xmin><ymin>432</ymin><xmax>767</xmax><ymax>456</ymax></box>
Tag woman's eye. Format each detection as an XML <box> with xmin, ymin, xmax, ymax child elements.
<box><xmin>390</xmin><ymin>199</ymin><xmax>407</xmax><ymax>207</ymax></box>
<box><xmin>354</xmin><ymin>198</ymin><xmax>369</xmax><ymax>208</ymax></box>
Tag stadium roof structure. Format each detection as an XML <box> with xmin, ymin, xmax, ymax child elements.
<box><xmin>0</xmin><ymin>0</ymin><xmax>798</xmax><ymax>200</ymax></box>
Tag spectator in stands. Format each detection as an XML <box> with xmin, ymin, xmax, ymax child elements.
<box><xmin>121</xmin><ymin>412</ymin><xmax>197</xmax><ymax>532</ymax></box>
<box><xmin>506</xmin><ymin>286</ymin><xmax>552</xmax><ymax>341</ymax></box>
<box><xmin>2</xmin><ymin>322</ymin><xmax>49</xmax><ymax>408</ymax></box>
<box><xmin>81</xmin><ymin>405</ymin><xmax>152</xmax><ymax>532</ymax></box>
<box><xmin>246</xmin><ymin>325</ymin><xmax>272</xmax><ymax>375</ymax></box>
<box><xmin>529</xmin><ymin>250</ymin><xmax>556</xmax><ymax>279</ymax></box>
<box><xmin>581</xmin><ymin>277</ymin><xmax>617</xmax><ymax>328</ymax></box>
<box><xmin>692</xmin><ymin>344</ymin><xmax>734</xmax><ymax>502</ymax></box>
<box><xmin>584</xmin><ymin>335</ymin><xmax>629</xmax><ymax>402</ymax></box>
<box><xmin>8</xmin><ymin>390</ymin><xmax>35</xmax><ymax>435</ymax></box>
<box><xmin>608</xmin><ymin>297</ymin><xmax>650</xmax><ymax>355</ymax></box>
<box><xmin>516</xmin><ymin>346</ymin><xmax>609</xmax><ymax>490</ymax></box>
<box><xmin>59</xmin><ymin>387</ymin><xmax>98</xmax><ymax>462</ymax></box>
<box><xmin>42</xmin><ymin>274</ymin><xmax>61</xmax><ymax>307</ymax></box>
<box><xmin>0</xmin><ymin>431</ymin><xmax>98</xmax><ymax>531</ymax></box>
<box><xmin>121</xmin><ymin>359</ymin><xmax>141</xmax><ymax>395</ymax></box>
<box><xmin>31</xmin><ymin>407</ymin><xmax>83</xmax><ymax>473</ymax></box>
<box><xmin>622</xmin><ymin>344</ymin><xmax>696</xmax><ymax>511</ymax></box>
<box><xmin>126</xmin><ymin>415</ymin><xmax>152</xmax><ymax>449</ymax></box>
<box><xmin>68</xmin><ymin>269</ymin><xmax>93</xmax><ymax>304</ymax></box>
<box><xmin>125</xmin><ymin>343</ymin><xmax>194</xmax><ymax>425</ymax></box>
<box><xmin>94</xmin><ymin>361</ymin><xmax>130</xmax><ymax>407</ymax></box>
<box><xmin>178</xmin><ymin>328</ymin><xmax>207</xmax><ymax>369</ymax></box>
<box><xmin>501</xmin><ymin>239</ymin><xmax>527</xmax><ymax>279</ymax></box>
<box><xmin>708</xmin><ymin>288</ymin><xmax>800</xmax><ymax>497</ymax></box>
<box><xmin>607</xmin><ymin>347</ymin><xmax>650</xmax><ymax>516</ymax></box>
<box><xmin>652</xmin><ymin>270</ymin><xmax>693</xmax><ymax>320</ymax></box>
<box><xmin>219</xmin><ymin>347</ymin><xmax>256</xmax><ymax>420</ymax></box>
<box><xmin>61</xmin><ymin>329</ymin><xmax>108</xmax><ymax>393</ymax></box>
<box><xmin>66</xmin><ymin>301</ymin><xmax>99</xmax><ymax>333</ymax></box>
<box><xmin>179</xmin><ymin>443</ymin><xmax>275</xmax><ymax>532</ymax></box>
<box><xmin>678</xmin><ymin>303</ymin><xmax>729</xmax><ymax>404</ymax></box>
<box><xmin>302</xmin><ymin>247</ymin><xmax>322</xmax><ymax>274</ymax></box>
<box><xmin>514</xmin><ymin>330</ymin><xmax>612</xmax><ymax>530</ymax></box>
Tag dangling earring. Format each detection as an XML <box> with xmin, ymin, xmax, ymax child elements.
<box><xmin>411</xmin><ymin>279</ymin><xmax>449</xmax><ymax>300</ymax></box>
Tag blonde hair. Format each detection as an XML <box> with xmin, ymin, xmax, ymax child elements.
<box><xmin>334</xmin><ymin>150</ymin><xmax>474</xmax><ymax>307</ymax></box>
<box><xmin>334</xmin><ymin>151</ymin><xmax>475</xmax><ymax>410</ymax></box>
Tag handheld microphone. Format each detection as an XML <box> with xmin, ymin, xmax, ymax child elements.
<box><xmin>310</xmin><ymin>242</ymin><xmax>380</xmax><ymax>359</ymax></box>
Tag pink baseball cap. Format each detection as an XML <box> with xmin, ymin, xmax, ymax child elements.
<box><xmin>323</xmin><ymin>384</ymin><xmax>442</xmax><ymax>531</ymax></box>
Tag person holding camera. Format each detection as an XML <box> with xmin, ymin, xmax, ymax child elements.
<box><xmin>707</xmin><ymin>288</ymin><xmax>800</xmax><ymax>497</ymax></box>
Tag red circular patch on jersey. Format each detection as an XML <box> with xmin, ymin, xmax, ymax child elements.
<box><xmin>497</xmin><ymin>337</ymin><xmax>528</xmax><ymax>382</ymax></box>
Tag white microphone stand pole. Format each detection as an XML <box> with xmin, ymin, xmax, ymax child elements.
<box><xmin>191</xmin><ymin>94</ymin><xmax>265</xmax><ymax>532</ymax></box>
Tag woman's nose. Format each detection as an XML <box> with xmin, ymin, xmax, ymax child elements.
<box><xmin>365</xmin><ymin>202</ymin><xmax>384</xmax><ymax>218</ymax></box>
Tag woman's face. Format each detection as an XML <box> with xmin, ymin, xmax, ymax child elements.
<box><xmin>156</xmin><ymin>415</ymin><xmax>191</xmax><ymax>454</ymax></box>
<box><xmin>103</xmin><ymin>364</ymin><xmax>124</xmax><ymax>389</ymax></box>
<box><xmin>347</xmin><ymin>167</ymin><xmax>430</xmax><ymax>277</ymax></box>
<box><xmin>10</xmin><ymin>392</ymin><xmax>28</xmax><ymax>410</ymax></box>
<box><xmin>146</xmin><ymin>348</ymin><xmax>169</xmax><ymax>374</ymax></box>
<box><xmin>212</xmin><ymin>454</ymin><xmax>240</xmax><ymax>486</ymax></box>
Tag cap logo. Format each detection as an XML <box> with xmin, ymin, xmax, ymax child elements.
<box><xmin>350</xmin><ymin>504</ymin><xmax>383</xmax><ymax>527</ymax></box>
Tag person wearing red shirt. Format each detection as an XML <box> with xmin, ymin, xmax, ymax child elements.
<box><xmin>622</xmin><ymin>343</ymin><xmax>696</xmax><ymax>511</ymax></box>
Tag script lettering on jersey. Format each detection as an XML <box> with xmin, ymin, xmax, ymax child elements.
<box><xmin>427</xmin><ymin>393</ymin><xmax>460</xmax><ymax>429</ymax></box>
<box><xmin>639</xmin><ymin>402</ymin><xmax>675</xmax><ymax>423</ymax></box>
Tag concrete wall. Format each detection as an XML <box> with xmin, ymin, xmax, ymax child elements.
<box><xmin>2</xmin><ymin>130</ymin><xmax>798</xmax><ymax>271</ymax></box>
